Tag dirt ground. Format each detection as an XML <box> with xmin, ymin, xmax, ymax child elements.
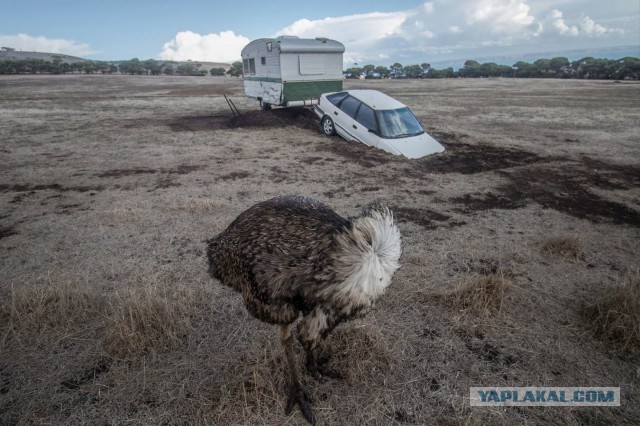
<box><xmin>1</xmin><ymin>74</ymin><xmax>639</xmax><ymax>425</ymax></box>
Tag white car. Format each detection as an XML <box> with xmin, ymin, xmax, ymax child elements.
<box><xmin>314</xmin><ymin>89</ymin><xmax>445</xmax><ymax>159</ymax></box>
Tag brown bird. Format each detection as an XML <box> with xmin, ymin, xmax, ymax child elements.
<box><xmin>206</xmin><ymin>195</ymin><xmax>401</xmax><ymax>424</ymax></box>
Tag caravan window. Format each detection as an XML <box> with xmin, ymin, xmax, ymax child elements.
<box><xmin>243</xmin><ymin>58</ymin><xmax>256</xmax><ymax>75</ymax></box>
<box><xmin>299</xmin><ymin>54</ymin><xmax>326</xmax><ymax>75</ymax></box>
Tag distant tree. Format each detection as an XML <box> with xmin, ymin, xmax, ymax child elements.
<box><xmin>403</xmin><ymin>64</ymin><xmax>422</xmax><ymax>78</ymax></box>
<box><xmin>51</xmin><ymin>57</ymin><xmax>63</xmax><ymax>74</ymax></box>
<box><xmin>420</xmin><ymin>62</ymin><xmax>431</xmax><ymax>76</ymax></box>
<box><xmin>533</xmin><ymin>59</ymin><xmax>552</xmax><ymax>77</ymax></box>
<box><xmin>442</xmin><ymin>67</ymin><xmax>456</xmax><ymax>78</ymax></box>
<box><xmin>143</xmin><ymin>59</ymin><xmax>161</xmax><ymax>75</ymax></box>
<box><xmin>578</xmin><ymin>57</ymin><xmax>614</xmax><ymax>79</ymax></box>
<box><xmin>612</xmin><ymin>57</ymin><xmax>640</xmax><ymax>80</ymax></box>
<box><xmin>549</xmin><ymin>56</ymin><xmax>570</xmax><ymax>77</ymax></box>
<box><xmin>162</xmin><ymin>63</ymin><xmax>175</xmax><ymax>75</ymax></box>
<box><xmin>478</xmin><ymin>62</ymin><xmax>512</xmax><ymax>77</ymax></box>
<box><xmin>344</xmin><ymin>67</ymin><xmax>362</xmax><ymax>78</ymax></box>
<box><xmin>81</xmin><ymin>61</ymin><xmax>98</xmax><ymax>74</ymax></box>
<box><xmin>459</xmin><ymin>60</ymin><xmax>481</xmax><ymax>77</ymax></box>
<box><xmin>362</xmin><ymin>64</ymin><xmax>375</xmax><ymax>78</ymax></box>
<box><xmin>176</xmin><ymin>63</ymin><xmax>196</xmax><ymax>75</ymax></box>
<box><xmin>226</xmin><ymin>61</ymin><xmax>243</xmax><ymax>77</ymax></box>
<box><xmin>390</xmin><ymin>63</ymin><xmax>404</xmax><ymax>78</ymax></box>
<box><xmin>210</xmin><ymin>67</ymin><xmax>226</xmax><ymax>76</ymax></box>
<box><xmin>119</xmin><ymin>58</ymin><xmax>144</xmax><ymax>75</ymax></box>
<box><xmin>513</xmin><ymin>61</ymin><xmax>533</xmax><ymax>78</ymax></box>
<box><xmin>374</xmin><ymin>65</ymin><xmax>389</xmax><ymax>78</ymax></box>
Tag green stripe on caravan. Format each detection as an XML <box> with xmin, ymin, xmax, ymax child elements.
<box><xmin>282</xmin><ymin>80</ymin><xmax>343</xmax><ymax>103</ymax></box>
<box><xmin>243</xmin><ymin>76</ymin><xmax>283</xmax><ymax>83</ymax></box>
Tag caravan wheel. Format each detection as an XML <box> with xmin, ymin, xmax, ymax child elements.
<box><xmin>260</xmin><ymin>101</ymin><xmax>272</xmax><ymax>111</ymax></box>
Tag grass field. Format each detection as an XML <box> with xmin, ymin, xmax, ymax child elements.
<box><xmin>1</xmin><ymin>74</ymin><xmax>639</xmax><ymax>425</ymax></box>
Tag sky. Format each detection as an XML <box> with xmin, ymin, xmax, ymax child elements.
<box><xmin>1</xmin><ymin>0</ymin><xmax>638</xmax><ymax>66</ymax></box>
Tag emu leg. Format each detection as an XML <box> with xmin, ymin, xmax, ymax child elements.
<box><xmin>297</xmin><ymin>309</ymin><xmax>343</xmax><ymax>380</ymax></box>
<box><xmin>305</xmin><ymin>347</ymin><xmax>343</xmax><ymax>380</ymax></box>
<box><xmin>280</xmin><ymin>325</ymin><xmax>315</xmax><ymax>425</ymax></box>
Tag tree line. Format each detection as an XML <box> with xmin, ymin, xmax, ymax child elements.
<box><xmin>0</xmin><ymin>56</ymin><xmax>239</xmax><ymax>76</ymax></box>
<box><xmin>2</xmin><ymin>55</ymin><xmax>638</xmax><ymax>80</ymax></box>
<box><xmin>345</xmin><ymin>56</ymin><xmax>640</xmax><ymax>80</ymax></box>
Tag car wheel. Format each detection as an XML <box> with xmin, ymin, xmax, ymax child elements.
<box><xmin>321</xmin><ymin>116</ymin><xmax>336</xmax><ymax>136</ymax></box>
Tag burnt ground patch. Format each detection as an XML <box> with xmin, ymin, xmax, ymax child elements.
<box><xmin>0</xmin><ymin>226</ymin><xmax>17</xmax><ymax>240</ymax></box>
<box><xmin>392</xmin><ymin>206</ymin><xmax>461</xmax><ymax>229</ymax></box>
<box><xmin>418</xmin><ymin>140</ymin><xmax>546</xmax><ymax>174</ymax></box>
<box><xmin>165</xmin><ymin>86</ymin><xmax>239</xmax><ymax>97</ymax></box>
<box><xmin>318</xmin><ymin>139</ymin><xmax>394</xmax><ymax>169</ymax></box>
<box><xmin>96</xmin><ymin>165</ymin><xmax>203</xmax><ymax>178</ymax></box>
<box><xmin>169</xmin><ymin>107</ymin><xmax>320</xmax><ymax>132</ymax></box>
<box><xmin>218</xmin><ymin>171</ymin><xmax>252</xmax><ymax>181</ymax></box>
<box><xmin>169</xmin><ymin>116</ymin><xmax>231</xmax><ymax>132</ymax></box>
<box><xmin>451</xmin><ymin>158</ymin><xmax>640</xmax><ymax>226</ymax></box>
<box><xmin>0</xmin><ymin>184</ymin><xmax>104</xmax><ymax>193</ymax></box>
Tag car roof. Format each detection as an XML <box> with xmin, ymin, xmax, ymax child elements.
<box><xmin>344</xmin><ymin>90</ymin><xmax>406</xmax><ymax>110</ymax></box>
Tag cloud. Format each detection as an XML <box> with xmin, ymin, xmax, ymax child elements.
<box><xmin>0</xmin><ymin>33</ymin><xmax>94</xmax><ymax>57</ymax></box>
<box><xmin>466</xmin><ymin>0</ymin><xmax>535</xmax><ymax>28</ymax></box>
<box><xmin>579</xmin><ymin>15</ymin><xmax>624</xmax><ymax>36</ymax></box>
<box><xmin>275</xmin><ymin>12</ymin><xmax>407</xmax><ymax>45</ymax></box>
<box><xmin>271</xmin><ymin>0</ymin><xmax>634</xmax><ymax>64</ymax></box>
<box><xmin>156</xmin><ymin>1</ymin><xmax>636</xmax><ymax>65</ymax></box>
<box><xmin>542</xmin><ymin>9</ymin><xmax>626</xmax><ymax>39</ymax></box>
<box><xmin>159</xmin><ymin>30</ymin><xmax>250</xmax><ymax>62</ymax></box>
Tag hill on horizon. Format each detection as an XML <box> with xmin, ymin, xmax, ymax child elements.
<box><xmin>0</xmin><ymin>49</ymin><xmax>86</xmax><ymax>63</ymax></box>
<box><xmin>0</xmin><ymin>48</ymin><xmax>231</xmax><ymax>70</ymax></box>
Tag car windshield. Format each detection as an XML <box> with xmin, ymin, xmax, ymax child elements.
<box><xmin>376</xmin><ymin>107</ymin><xmax>424</xmax><ymax>138</ymax></box>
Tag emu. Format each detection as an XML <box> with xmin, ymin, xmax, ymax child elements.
<box><xmin>206</xmin><ymin>195</ymin><xmax>401</xmax><ymax>424</ymax></box>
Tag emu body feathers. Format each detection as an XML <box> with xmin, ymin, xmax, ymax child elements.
<box><xmin>206</xmin><ymin>195</ymin><xmax>401</xmax><ymax>423</ymax></box>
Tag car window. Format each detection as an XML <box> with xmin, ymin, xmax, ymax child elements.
<box><xmin>355</xmin><ymin>103</ymin><xmax>377</xmax><ymax>130</ymax></box>
<box><xmin>327</xmin><ymin>92</ymin><xmax>349</xmax><ymax>106</ymax></box>
<box><xmin>339</xmin><ymin>96</ymin><xmax>360</xmax><ymax>118</ymax></box>
<box><xmin>376</xmin><ymin>107</ymin><xmax>424</xmax><ymax>138</ymax></box>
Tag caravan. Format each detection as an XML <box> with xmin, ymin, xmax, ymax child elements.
<box><xmin>241</xmin><ymin>36</ymin><xmax>345</xmax><ymax>109</ymax></box>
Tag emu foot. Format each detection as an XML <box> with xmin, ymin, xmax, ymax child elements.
<box><xmin>308</xmin><ymin>356</ymin><xmax>343</xmax><ymax>380</ymax></box>
<box><xmin>284</xmin><ymin>384</ymin><xmax>315</xmax><ymax>425</ymax></box>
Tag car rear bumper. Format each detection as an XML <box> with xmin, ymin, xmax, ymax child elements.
<box><xmin>313</xmin><ymin>105</ymin><xmax>325</xmax><ymax>119</ymax></box>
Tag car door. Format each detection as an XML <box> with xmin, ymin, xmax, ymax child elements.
<box><xmin>334</xmin><ymin>96</ymin><xmax>379</xmax><ymax>148</ymax></box>
<box><xmin>351</xmin><ymin>103</ymin><xmax>380</xmax><ymax>148</ymax></box>
<box><xmin>333</xmin><ymin>95</ymin><xmax>361</xmax><ymax>141</ymax></box>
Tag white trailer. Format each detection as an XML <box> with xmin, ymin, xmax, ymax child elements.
<box><xmin>241</xmin><ymin>36</ymin><xmax>345</xmax><ymax>109</ymax></box>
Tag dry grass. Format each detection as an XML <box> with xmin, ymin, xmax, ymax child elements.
<box><xmin>584</xmin><ymin>269</ymin><xmax>640</xmax><ymax>355</ymax></box>
<box><xmin>318</xmin><ymin>322</ymin><xmax>394</xmax><ymax>383</ymax></box>
<box><xmin>541</xmin><ymin>235</ymin><xmax>584</xmax><ymax>260</ymax></box>
<box><xmin>1</xmin><ymin>278</ymin><xmax>198</xmax><ymax>359</ymax></box>
<box><xmin>102</xmin><ymin>285</ymin><xmax>193</xmax><ymax>358</ymax></box>
<box><xmin>1</xmin><ymin>278</ymin><xmax>102</xmax><ymax>341</ymax></box>
<box><xmin>449</xmin><ymin>270</ymin><xmax>511</xmax><ymax>316</ymax></box>
<box><xmin>1</xmin><ymin>75</ymin><xmax>639</xmax><ymax>425</ymax></box>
